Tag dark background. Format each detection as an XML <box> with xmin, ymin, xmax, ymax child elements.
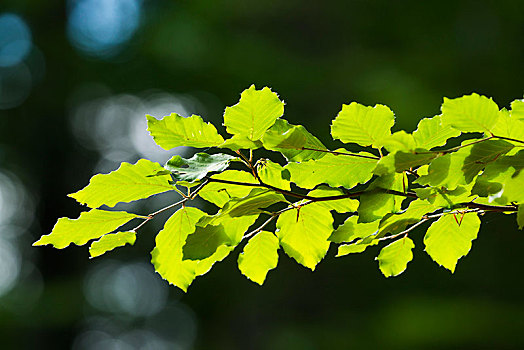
<box><xmin>0</xmin><ymin>0</ymin><xmax>523</xmax><ymax>349</ymax></box>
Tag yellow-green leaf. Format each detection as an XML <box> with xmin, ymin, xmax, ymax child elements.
<box><xmin>33</xmin><ymin>209</ymin><xmax>139</xmax><ymax>249</ymax></box>
<box><xmin>147</xmin><ymin>113</ymin><xmax>224</xmax><ymax>149</ymax></box>
<box><xmin>424</xmin><ymin>213</ymin><xmax>480</xmax><ymax>273</ymax></box>
<box><xmin>223</xmin><ymin>85</ymin><xmax>284</xmax><ymax>141</ymax></box>
<box><xmin>376</xmin><ymin>237</ymin><xmax>415</xmax><ymax>277</ymax></box>
<box><xmin>329</xmin><ymin>216</ymin><xmax>380</xmax><ymax>243</ymax></box>
<box><xmin>441</xmin><ymin>93</ymin><xmax>500</xmax><ymax>133</ymax></box>
<box><xmin>198</xmin><ymin>170</ymin><xmax>258</xmax><ymax>207</ymax></box>
<box><xmin>413</xmin><ymin>115</ymin><xmax>461</xmax><ymax>150</ymax></box>
<box><xmin>69</xmin><ymin>159</ymin><xmax>174</xmax><ymax>208</ymax></box>
<box><xmin>89</xmin><ymin>231</ymin><xmax>136</xmax><ymax>258</ymax></box>
<box><xmin>238</xmin><ymin>231</ymin><xmax>279</xmax><ymax>285</ymax></box>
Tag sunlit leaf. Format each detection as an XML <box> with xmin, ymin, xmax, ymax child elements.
<box><xmin>224</xmin><ymin>85</ymin><xmax>284</xmax><ymax>141</ymax></box>
<box><xmin>441</xmin><ymin>93</ymin><xmax>500</xmax><ymax>133</ymax></box>
<box><xmin>89</xmin><ymin>231</ymin><xmax>136</xmax><ymax>258</ymax></box>
<box><xmin>257</xmin><ymin>159</ymin><xmax>291</xmax><ymax>190</ymax></box>
<box><xmin>491</xmin><ymin>109</ymin><xmax>524</xmax><ymax>141</ymax></box>
<box><xmin>376</xmin><ymin>237</ymin><xmax>415</xmax><ymax>277</ymax></box>
<box><xmin>238</xmin><ymin>231</ymin><xmax>279</xmax><ymax>285</ymax></box>
<box><xmin>337</xmin><ymin>239</ymin><xmax>378</xmax><ymax>257</ymax></box>
<box><xmin>33</xmin><ymin>210</ymin><xmax>140</xmax><ymax>249</ymax></box>
<box><xmin>198</xmin><ymin>170</ymin><xmax>258</xmax><ymax>207</ymax></box>
<box><xmin>378</xmin><ymin>199</ymin><xmax>439</xmax><ymax>236</ymax></box>
<box><xmin>511</xmin><ymin>99</ymin><xmax>524</xmax><ymax>122</ymax></box>
<box><xmin>357</xmin><ymin>173</ymin><xmax>405</xmax><ymax>223</ymax></box>
<box><xmin>329</xmin><ymin>216</ymin><xmax>380</xmax><ymax>243</ymax></box>
<box><xmin>262</xmin><ymin>119</ymin><xmax>327</xmax><ymax>161</ymax></box>
<box><xmin>461</xmin><ymin>140</ymin><xmax>514</xmax><ymax>183</ymax></box>
<box><xmin>382</xmin><ymin>131</ymin><xmax>416</xmax><ymax>153</ymax></box>
<box><xmin>165</xmin><ymin>152</ymin><xmax>237</xmax><ymax>182</ymax></box>
<box><xmin>219</xmin><ymin>135</ymin><xmax>262</xmax><ymax>150</ymax></box>
<box><xmin>413</xmin><ymin>115</ymin><xmax>461</xmax><ymax>150</ymax></box>
<box><xmin>424</xmin><ymin>212</ymin><xmax>480</xmax><ymax>273</ymax></box>
<box><xmin>218</xmin><ymin>188</ymin><xmax>286</xmax><ymax>218</ymax></box>
<box><xmin>276</xmin><ymin>204</ymin><xmax>333</xmax><ymax>270</ymax></box>
<box><xmin>307</xmin><ymin>186</ymin><xmax>359</xmax><ymax>213</ymax></box>
<box><xmin>285</xmin><ymin>151</ymin><xmax>378</xmax><ymax>189</ymax></box>
<box><xmin>331</xmin><ymin>102</ymin><xmax>395</xmax><ymax>148</ymax></box>
<box><xmin>69</xmin><ymin>159</ymin><xmax>174</xmax><ymax>208</ymax></box>
<box><xmin>147</xmin><ymin>113</ymin><xmax>224</xmax><ymax>149</ymax></box>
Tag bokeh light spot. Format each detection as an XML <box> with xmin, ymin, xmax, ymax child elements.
<box><xmin>0</xmin><ymin>13</ymin><xmax>32</xmax><ymax>67</ymax></box>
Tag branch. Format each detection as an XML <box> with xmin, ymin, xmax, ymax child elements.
<box><xmin>414</xmin><ymin>136</ymin><xmax>494</xmax><ymax>155</ymax></box>
<box><xmin>491</xmin><ymin>134</ymin><xmax>524</xmax><ymax>145</ymax></box>
<box><xmin>300</xmin><ymin>147</ymin><xmax>380</xmax><ymax>160</ymax></box>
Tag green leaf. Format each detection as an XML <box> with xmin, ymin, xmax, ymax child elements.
<box><xmin>329</xmin><ymin>216</ymin><xmax>380</xmax><ymax>243</ymax></box>
<box><xmin>424</xmin><ymin>213</ymin><xmax>480</xmax><ymax>273</ymax></box>
<box><xmin>357</xmin><ymin>173</ymin><xmax>405</xmax><ymax>223</ymax></box>
<box><xmin>257</xmin><ymin>159</ymin><xmax>291</xmax><ymax>190</ymax></box>
<box><xmin>276</xmin><ymin>204</ymin><xmax>333</xmax><ymax>270</ymax></box>
<box><xmin>378</xmin><ymin>199</ymin><xmax>439</xmax><ymax>236</ymax></box>
<box><xmin>491</xmin><ymin>109</ymin><xmax>524</xmax><ymax>141</ymax></box>
<box><xmin>69</xmin><ymin>159</ymin><xmax>174</xmax><ymax>208</ymax></box>
<box><xmin>285</xmin><ymin>151</ymin><xmax>378</xmax><ymax>189</ymax></box>
<box><xmin>413</xmin><ymin>115</ymin><xmax>461</xmax><ymax>150</ymax></box>
<box><xmin>89</xmin><ymin>231</ymin><xmax>136</xmax><ymax>258</ymax></box>
<box><xmin>219</xmin><ymin>135</ymin><xmax>263</xmax><ymax>150</ymax></box>
<box><xmin>415</xmin><ymin>185</ymin><xmax>474</xmax><ymax>209</ymax></box>
<box><xmin>382</xmin><ymin>131</ymin><xmax>416</xmax><ymax>153</ymax></box>
<box><xmin>376</xmin><ymin>237</ymin><xmax>415</xmax><ymax>277</ymax></box>
<box><xmin>511</xmin><ymin>99</ymin><xmax>524</xmax><ymax>122</ymax></box>
<box><xmin>337</xmin><ymin>239</ymin><xmax>378</xmax><ymax>257</ymax></box>
<box><xmin>197</xmin><ymin>214</ymin><xmax>259</xmax><ymax>245</ymax></box>
<box><xmin>441</xmin><ymin>93</ymin><xmax>500</xmax><ymax>133</ymax></box>
<box><xmin>331</xmin><ymin>102</ymin><xmax>395</xmax><ymax>148</ymax></box>
<box><xmin>147</xmin><ymin>113</ymin><xmax>224</xmax><ymax>149</ymax></box>
<box><xmin>198</xmin><ymin>170</ymin><xmax>258</xmax><ymax>207</ymax></box>
<box><xmin>518</xmin><ymin>205</ymin><xmax>524</xmax><ymax>230</ymax></box>
<box><xmin>461</xmin><ymin>140</ymin><xmax>514</xmax><ymax>183</ymax></box>
<box><xmin>374</xmin><ymin>151</ymin><xmax>436</xmax><ymax>175</ymax></box>
<box><xmin>165</xmin><ymin>152</ymin><xmax>237</xmax><ymax>182</ymax></box>
<box><xmin>238</xmin><ymin>231</ymin><xmax>279</xmax><ymax>285</ymax></box>
<box><xmin>219</xmin><ymin>188</ymin><xmax>286</xmax><ymax>218</ymax></box>
<box><xmin>502</xmin><ymin>170</ymin><xmax>524</xmax><ymax>204</ymax></box>
<box><xmin>262</xmin><ymin>119</ymin><xmax>327</xmax><ymax>161</ymax></box>
<box><xmin>182</xmin><ymin>224</ymin><xmax>236</xmax><ymax>260</ymax></box>
<box><xmin>33</xmin><ymin>210</ymin><xmax>139</xmax><ymax>249</ymax></box>
<box><xmin>307</xmin><ymin>186</ymin><xmax>359</xmax><ymax>213</ymax></box>
<box><xmin>223</xmin><ymin>85</ymin><xmax>284</xmax><ymax>141</ymax></box>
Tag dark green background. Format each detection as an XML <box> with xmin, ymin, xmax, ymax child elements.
<box><xmin>0</xmin><ymin>0</ymin><xmax>523</xmax><ymax>349</ymax></box>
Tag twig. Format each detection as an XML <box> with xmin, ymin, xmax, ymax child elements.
<box><xmin>491</xmin><ymin>134</ymin><xmax>524</xmax><ymax>145</ymax></box>
<box><xmin>414</xmin><ymin>136</ymin><xmax>494</xmax><ymax>155</ymax></box>
<box><xmin>300</xmin><ymin>147</ymin><xmax>380</xmax><ymax>160</ymax></box>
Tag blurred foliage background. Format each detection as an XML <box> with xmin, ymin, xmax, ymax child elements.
<box><xmin>0</xmin><ymin>0</ymin><xmax>523</xmax><ymax>349</ymax></box>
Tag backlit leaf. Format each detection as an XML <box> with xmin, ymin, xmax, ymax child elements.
<box><xmin>182</xmin><ymin>223</ymin><xmax>235</xmax><ymax>260</ymax></box>
<box><xmin>69</xmin><ymin>159</ymin><xmax>174</xmax><ymax>208</ymax></box>
<box><xmin>331</xmin><ymin>102</ymin><xmax>395</xmax><ymax>148</ymax></box>
<box><xmin>89</xmin><ymin>231</ymin><xmax>136</xmax><ymax>258</ymax></box>
<box><xmin>307</xmin><ymin>186</ymin><xmax>359</xmax><ymax>213</ymax></box>
<box><xmin>238</xmin><ymin>231</ymin><xmax>279</xmax><ymax>285</ymax></box>
<box><xmin>329</xmin><ymin>216</ymin><xmax>380</xmax><ymax>243</ymax></box>
<box><xmin>376</xmin><ymin>237</ymin><xmax>415</xmax><ymax>277</ymax></box>
<box><xmin>413</xmin><ymin>115</ymin><xmax>461</xmax><ymax>150</ymax></box>
<box><xmin>33</xmin><ymin>210</ymin><xmax>139</xmax><ymax>249</ymax></box>
<box><xmin>223</xmin><ymin>85</ymin><xmax>284</xmax><ymax>141</ymax></box>
<box><xmin>491</xmin><ymin>109</ymin><xmax>524</xmax><ymax>141</ymax></box>
<box><xmin>424</xmin><ymin>213</ymin><xmax>480</xmax><ymax>273</ymax></box>
<box><xmin>257</xmin><ymin>159</ymin><xmax>291</xmax><ymax>190</ymax></box>
<box><xmin>441</xmin><ymin>93</ymin><xmax>500</xmax><ymax>133</ymax></box>
<box><xmin>337</xmin><ymin>239</ymin><xmax>378</xmax><ymax>257</ymax></box>
<box><xmin>357</xmin><ymin>173</ymin><xmax>405</xmax><ymax>223</ymax></box>
<box><xmin>276</xmin><ymin>204</ymin><xmax>333</xmax><ymax>270</ymax></box>
<box><xmin>198</xmin><ymin>170</ymin><xmax>258</xmax><ymax>207</ymax></box>
<box><xmin>511</xmin><ymin>99</ymin><xmax>524</xmax><ymax>122</ymax></box>
<box><xmin>285</xmin><ymin>151</ymin><xmax>378</xmax><ymax>189</ymax></box>
<box><xmin>147</xmin><ymin>113</ymin><xmax>224</xmax><ymax>149</ymax></box>
<box><xmin>165</xmin><ymin>152</ymin><xmax>237</xmax><ymax>182</ymax></box>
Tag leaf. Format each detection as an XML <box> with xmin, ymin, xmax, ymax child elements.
<box><xmin>238</xmin><ymin>231</ymin><xmax>279</xmax><ymax>285</ymax></box>
<box><xmin>511</xmin><ymin>99</ymin><xmax>524</xmax><ymax>122</ymax></box>
<box><xmin>415</xmin><ymin>145</ymin><xmax>471</xmax><ymax>189</ymax></box>
<box><xmin>441</xmin><ymin>93</ymin><xmax>500</xmax><ymax>133</ymax></box>
<box><xmin>276</xmin><ymin>204</ymin><xmax>333</xmax><ymax>270</ymax></box>
<box><xmin>376</xmin><ymin>237</ymin><xmax>415</xmax><ymax>277</ymax></box>
<box><xmin>89</xmin><ymin>231</ymin><xmax>136</xmax><ymax>258</ymax></box>
<box><xmin>424</xmin><ymin>213</ymin><xmax>480</xmax><ymax>273</ymax></box>
<box><xmin>219</xmin><ymin>135</ymin><xmax>263</xmax><ymax>150</ymax></box>
<box><xmin>378</xmin><ymin>199</ymin><xmax>439</xmax><ymax>236</ymax></box>
<box><xmin>329</xmin><ymin>216</ymin><xmax>380</xmax><ymax>243</ymax></box>
<box><xmin>285</xmin><ymin>151</ymin><xmax>378</xmax><ymax>189</ymax></box>
<box><xmin>357</xmin><ymin>173</ymin><xmax>405</xmax><ymax>223</ymax></box>
<box><xmin>152</xmin><ymin>207</ymin><xmax>235</xmax><ymax>292</ymax></box>
<box><xmin>461</xmin><ymin>140</ymin><xmax>514</xmax><ymax>183</ymax></box>
<box><xmin>491</xmin><ymin>109</ymin><xmax>524</xmax><ymax>141</ymax></box>
<box><xmin>257</xmin><ymin>159</ymin><xmax>291</xmax><ymax>190</ymax></box>
<box><xmin>223</xmin><ymin>85</ymin><xmax>284</xmax><ymax>141</ymax></box>
<box><xmin>374</xmin><ymin>151</ymin><xmax>436</xmax><ymax>175</ymax></box>
<box><xmin>337</xmin><ymin>239</ymin><xmax>378</xmax><ymax>257</ymax></box>
<box><xmin>219</xmin><ymin>188</ymin><xmax>286</xmax><ymax>218</ymax></box>
<box><xmin>147</xmin><ymin>113</ymin><xmax>224</xmax><ymax>149</ymax></box>
<box><xmin>165</xmin><ymin>152</ymin><xmax>237</xmax><ymax>182</ymax></box>
<box><xmin>198</xmin><ymin>170</ymin><xmax>258</xmax><ymax>207</ymax></box>
<box><xmin>307</xmin><ymin>186</ymin><xmax>359</xmax><ymax>213</ymax></box>
<box><xmin>502</xmin><ymin>170</ymin><xmax>524</xmax><ymax>204</ymax></box>
<box><xmin>262</xmin><ymin>119</ymin><xmax>327</xmax><ymax>161</ymax></box>
<box><xmin>413</xmin><ymin>115</ymin><xmax>461</xmax><ymax>150</ymax></box>
<box><xmin>331</xmin><ymin>102</ymin><xmax>395</xmax><ymax>148</ymax></box>
<box><xmin>182</xmin><ymin>224</ymin><xmax>235</xmax><ymax>260</ymax></box>
<box><xmin>33</xmin><ymin>210</ymin><xmax>139</xmax><ymax>249</ymax></box>
<box><xmin>69</xmin><ymin>159</ymin><xmax>174</xmax><ymax>208</ymax></box>
<box><xmin>415</xmin><ymin>185</ymin><xmax>474</xmax><ymax>209</ymax></box>
<box><xmin>382</xmin><ymin>131</ymin><xmax>416</xmax><ymax>153</ymax></box>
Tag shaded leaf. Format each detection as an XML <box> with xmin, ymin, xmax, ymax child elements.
<box><xmin>33</xmin><ymin>210</ymin><xmax>139</xmax><ymax>249</ymax></box>
<box><xmin>376</xmin><ymin>237</ymin><xmax>415</xmax><ymax>277</ymax></box>
<box><xmin>147</xmin><ymin>113</ymin><xmax>224</xmax><ymax>149</ymax></box>
<box><xmin>219</xmin><ymin>135</ymin><xmax>262</xmax><ymax>150</ymax></box>
<box><xmin>357</xmin><ymin>173</ymin><xmax>405</xmax><ymax>223</ymax></box>
<box><xmin>198</xmin><ymin>170</ymin><xmax>258</xmax><ymax>207</ymax></box>
<box><xmin>329</xmin><ymin>216</ymin><xmax>380</xmax><ymax>243</ymax></box>
<box><xmin>223</xmin><ymin>85</ymin><xmax>284</xmax><ymax>141</ymax></box>
<box><xmin>182</xmin><ymin>224</ymin><xmax>235</xmax><ymax>260</ymax></box>
<box><xmin>331</xmin><ymin>102</ymin><xmax>395</xmax><ymax>148</ymax></box>
<box><xmin>165</xmin><ymin>152</ymin><xmax>237</xmax><ymax>182</ymax></box>
<box><xmin>518</xmin><ymin>205</ymin><xmax>524</xmax><ymax>230</ymax></box>
<box><xmin>307</xmin><ymin>186</ymin><xmax>359</xmax><ymax>213</ymax></box>
<box><xmin>379</xmin><ymin>199</ymin><xmax>439</xmax><ymax>236</ymax></box>
<box><xmin>238</xmin><ymin>231</ymin><xmax>279</xmax><ymax>285</ymax></box>
<box><xmin>219</xmin><ymin>188</ymin><xmax>286</xmax><ymax>218</ymax></box>
<box><xmin>424</xmin><ymin>213</ymin><xmax>480</xmax><ymax>272</ymax></box>
<box><xmin>69</xmin><ymin>159</ymin><xmax>174</xmax><ymax>208</ymax></box>
<box><xmin>89</xmin><ymin>231</ymin><xmax>136</xmax><ymax>258</ymax></box>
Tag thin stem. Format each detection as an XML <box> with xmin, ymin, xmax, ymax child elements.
<box><xmin>300</xmin><ymin>147</ymin><xmax>380</xmax><ymax>160</ymax></box>
<box><xmin>492</xmin><ymin>134</ymin><xmax>524</xmax><ymax>145</ymax></box>
<box><xmin>414</xmin><ymin>136</ymin><xmax>493</xmax><ymax>155</ymax></box>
